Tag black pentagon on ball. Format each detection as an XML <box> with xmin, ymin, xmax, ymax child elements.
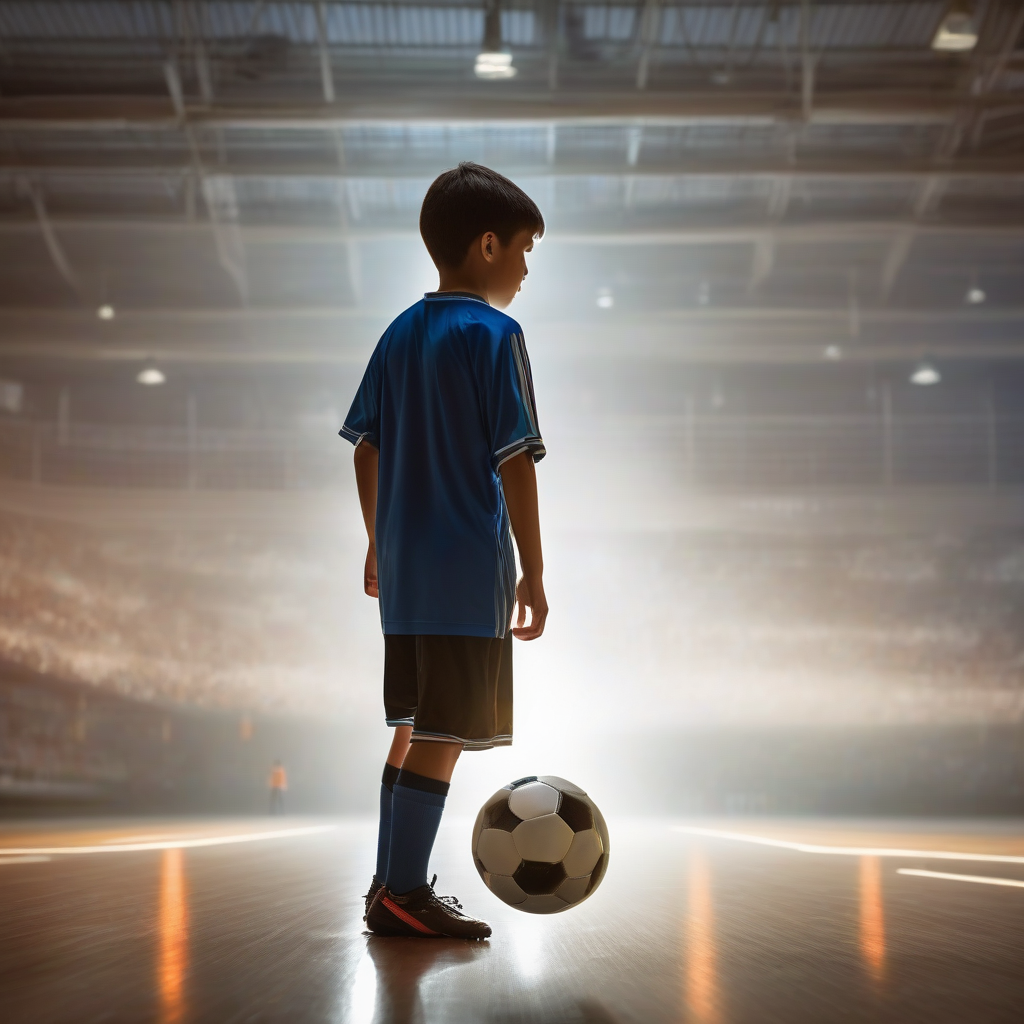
<box><xmin>513</xmin><ymin>859</ymin><xmax>568</xmax><ymax>896</ymax></box>
<box><xmin>482</xmin><ymin>800</ymin><xmax>522</xmax><ymax>833</ymax></box>
<box><xmin>556</xmin><ymin>792</ymin><xmax>594</xmax><ymax>833</ymax></box>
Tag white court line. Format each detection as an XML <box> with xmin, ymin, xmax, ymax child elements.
<box><xmin>0</xmin><ymin>823</ymin><xmax>338</xmax><ymax>857</ymax></box>
<box><xmin>675</xmin><ymin>825</ymin><xmax>1024</xmax><ymax>865</ymax></box>
<box><xmin>898</xmin><ymin>868</ymin><xmax>1024</xmax><ymax>889</ymax></box>
<box><xmin>102</xmin><ymin>834</ymin><xmax>176</xmax><ymax>844</ymax></box>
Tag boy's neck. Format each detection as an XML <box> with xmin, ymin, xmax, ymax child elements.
<box><xmin>435</xmin><ymin>269</ymin><xmax>491</xmax><ymax>306</ymax></box>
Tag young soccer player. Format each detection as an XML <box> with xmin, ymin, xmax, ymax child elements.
<box><xmin>340</xmin><ymin>163</ymin><xmax>547</xmax><ymax>940</ymax></box>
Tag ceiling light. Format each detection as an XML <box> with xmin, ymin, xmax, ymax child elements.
<box><xmin>596</xmin><ymin>288</ymin><xmax>614</xmax><ymax>309</ymax></box>
<box><xmin>97</xmin><ymin>304</ymin><xmax>115</xmax><ymax>320</ymax></box>
<box><xmin>931</xmin><ymin>4</ymin><xmax>978</xmax><ymax>51</ymax></box>
<box><xmin>137</xmin><ymin>367</ymin><xmax>166</xmax><ymax>386</ymax></box>
<box><xmin>966</xmin><ymin>286</ymin><xmax>985</xmax><ymax>304</ymax></box>
<box><xmin>911</xmin><ymin>362</ymin><xmax>941</xmax><ymax>386</ymax></box>
<box><xmin>475</xmin><ymin>51</ymin><xmax>516</xmax><ymax>79</ymax></box>
<box><xmin>476</xmin><ymin>1</ymin><xmax>514</xmax><ymax>79</ymax></box>
<box><xmin>823</xmin><ymin>345</ymin><xmax>842</xmax><ymax>361</ymax></box>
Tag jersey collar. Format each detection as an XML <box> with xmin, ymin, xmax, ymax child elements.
<box><xmin>423</xmin><ymin>290</ymin><xmax>489</xmax><ymax>305</ymax></box>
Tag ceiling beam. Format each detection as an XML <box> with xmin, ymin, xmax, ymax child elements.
<box><xmin>2</xmin><ymin>305</ymin><xmax>1023</xmax><ymax>327</ymax></box>
<box><xmin>3</xmin><ymin>327</ymin><xmax>1024</xmax><ymax>367</ymax></box>
<box><xmin>314</xmin><ymin>2</ymin><xmax>337</xmax><ymax>105</ymax></box>
<box><xmin>23</xmin><ymin>184</ymin><xmax>87</xmax><ymax>303</ymax></box>
<box><xmin>0</xmin><ymin>217</ymin><xmax>1020</xmax><ymax>246</ymax></box>
<box><xmin>3</xmin><ymin>91</ymin><xmax>1024</xmax><ymax>131</ymax></box>
<box><xmin>3</xmin><ymin>158</ymin><xmax>1022</xmax><ymax>181</ymax></box>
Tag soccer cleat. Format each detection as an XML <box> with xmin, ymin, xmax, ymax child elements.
<box><xmin>363</xmin><ymin>876</ymin><xmax>384</xmax><ymax>920</ymax></box>
<box><xmin>366</xmin><ymin>875</ymin><xmax>491</xmax><ymax>940</ymax></box>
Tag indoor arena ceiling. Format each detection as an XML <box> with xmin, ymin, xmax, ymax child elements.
<box><xmin>0</xmin><ymin>0</ymin><xmax>1023</xmax><ymax>365</ymax></box>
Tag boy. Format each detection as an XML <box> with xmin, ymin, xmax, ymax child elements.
<box><xmin>340</xmin><ymin>163</ymin><xmax>547</xmax><ymax>940</ymax></box>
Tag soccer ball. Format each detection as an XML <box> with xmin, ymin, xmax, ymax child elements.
<box><xmin>472</xmin><ymin>775</ymin><xmax>609</xmax><ymax>914</ymax></box>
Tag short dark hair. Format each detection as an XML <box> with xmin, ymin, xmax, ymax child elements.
<box><xmin>419</xmin><ymin>162</ymin><xmax>545</xmax><ymax>269</ymax></box>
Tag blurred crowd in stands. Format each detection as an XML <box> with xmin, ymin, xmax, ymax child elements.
<box><xmin>0</xmin><ymin>507</ymin><xmax>381</xmax><ymax>718</ymax></box>
<box><xmin>0</xmin><ymin>506</ymin><xmax>1022</xmax><ymax>727</ymax></box>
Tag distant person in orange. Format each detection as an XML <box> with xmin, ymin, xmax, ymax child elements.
<box><xmin>268</xmin><ymin>760</ymin><xmax>287</xmax><ymax>814</ymax></box>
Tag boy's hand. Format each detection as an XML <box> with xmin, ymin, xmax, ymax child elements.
<box><xmin>364</xmin><ymin>543</ymin><xmax>378</xmax><ymax>598</ymax></box>
<box><xmin>512</xmin><ymin>575</ymin><xmax>547</xmax><ymax>640</ymax></box>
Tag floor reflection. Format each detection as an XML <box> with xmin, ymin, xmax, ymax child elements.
<box><xmin>158</xmin><ymin>847</ymin><xmax>188</xmax><ymax>1024</ymax></box>
<box><xmin>684</xmin><ymin>848</ymin><xmax>720</xmax><ymax>1024</ymax></box>
<box><xmin>348</xmin><ymin>936</ymin><xmax>486</xmax><ymax>1024</ymax></box>
<box><xmin>858</xmin><ymin>855</ymin><xmax>886</xmax><ymax>983</ymax></box>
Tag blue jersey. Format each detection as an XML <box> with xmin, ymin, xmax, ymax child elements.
<box><xmin>341</xmin><ymin>292</ymin><xmax>545</xmax><ymax>637</ymax></box>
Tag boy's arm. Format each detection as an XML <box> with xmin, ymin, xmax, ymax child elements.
<box><xmin>499</xmin><ymin>452</ymin><xmax>547</xmax><ymax>640</ymax></box>
<box><xmin>353</xmin><ymin>441</ymin><xmax>379</xmax><ymax>598</ymax></box>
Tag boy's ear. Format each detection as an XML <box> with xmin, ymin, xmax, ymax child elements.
<box><xmin>480</xmin><ymin>231</ymin><xmax>497</xmax><ymax>263</ymax></box>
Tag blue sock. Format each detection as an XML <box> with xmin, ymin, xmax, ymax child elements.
<box><xmin>375</xmin><ymin>763</ymin><xmax>401</xmax><ymax>882</ymax></box>
<box><xmin>386</xmin><ymin>769</ymin><xmax>450</xmax><ymax>895</ymax></box>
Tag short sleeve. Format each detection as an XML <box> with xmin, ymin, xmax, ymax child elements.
<box><xmin>481</xmin><ymin>328</ymin><xmax>546</xmax><ymax>470</ymax></box>
<box><xmin>340</xmin><ymin>341</ymin><xmax>383</xmax><ymax>449</ymax></box>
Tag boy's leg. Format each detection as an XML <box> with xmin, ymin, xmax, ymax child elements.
<box><xmin>400</xmin><ymin>738</ymin><xmax>461</xmax><ymax>782</ymax></box>
<box><xmin>375</xmin><ymin>726</ymin><xmax>411</xmax><ymax>883</ymax></box>
<box><xmin>368</xmin><ymin>636</ymin><xmax>501</xmax><ymax>938</ymax></box>
<box><xmin>386</xmin><ymin>740</ymin><xmax>461</xmax><ymax>895</ymax></box>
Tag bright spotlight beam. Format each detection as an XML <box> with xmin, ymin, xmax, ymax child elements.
<box><xmin>674</xmin><ymin>826</ymin><xmax>1024</xmax><ymax>865</ymax></box>
<box><xmin>898</xmin><ymin>868</ymin><xmax>1024</xmax><ymax>889</ymax></box>
<box><xmin>0</xmin><ymin>823</ymin><xmax>338</xmax><ymax>857</ymax></box>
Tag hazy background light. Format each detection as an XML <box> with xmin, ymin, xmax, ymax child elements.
<box><xmin>136</xmin><ymin>367</ymin><xmax>166</xmax><ymax>386</ymax></box>
<box><xmin>5</xmin><ymin>5</ymin><xmax>1024</xmax><ymax>825</ymax></box>
<box><xmin>911</xmin><ymin>363</ymin><xmax>941</xmax><ymax>386</ymax></box>
<box><xmin>0</xmin><ymin>378</ymin><xmax>23</xmax><ymax>413</ymax></box>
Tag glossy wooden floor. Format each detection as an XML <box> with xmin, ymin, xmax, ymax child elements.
<box><xmin>2</xmin><ymin>816</ymin><xmax>1023</xmax><ymax>1023</ymax></box>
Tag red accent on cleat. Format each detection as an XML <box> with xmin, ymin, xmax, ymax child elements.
<box><xmin>381</xmin><ymin>896</ymin><xmax>441</xmax><ymax>935</ymax></box>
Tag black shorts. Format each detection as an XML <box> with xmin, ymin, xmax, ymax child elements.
<box><xmin>383</xmin><ymin>634</ymin><xmax>513</xmax><ymax>751</ymax></box>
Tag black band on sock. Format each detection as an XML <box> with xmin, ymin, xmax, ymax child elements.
<box><xmin>382</xmin><ymin>763</ymin><xmax>401</xmax><ymax>792</ymax></box>
<box><xmin>395</xmin><ymin>768</ymin><xmax>450</xmax><ymax>798</ymax></box>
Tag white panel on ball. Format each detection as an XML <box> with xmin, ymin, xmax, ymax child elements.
<box><xmin>507</xmin><ymin>781</ymin><xmax>560</xmax><ymax>820</ymax></box>
<box><xmin>511</xmin><ymin>813</ymin><xmax>575</xmax><ymax>863</ymax></box>
<box><xmin>538</xmin><ymin>775</ymin><xmax>587</xmax><ymax>797</ymax></box>
<box><xmin>476</xmin><ymin>828</ymin><xmax>522</xmax><ymax>875</ymax></box>
<box><xmin>562</xmin><ymin>828</ymin><xmax>603</xmax><ymax>878</ymax></box>
<box><xmin>519</xmin><ymin>894</ymin><xmax>571</xmax><ymax>915</ymax></box>
<box><xmin>487</xmin><ymin>873</ymin><xmax>529</xmax><ymax>906</ymax></box>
